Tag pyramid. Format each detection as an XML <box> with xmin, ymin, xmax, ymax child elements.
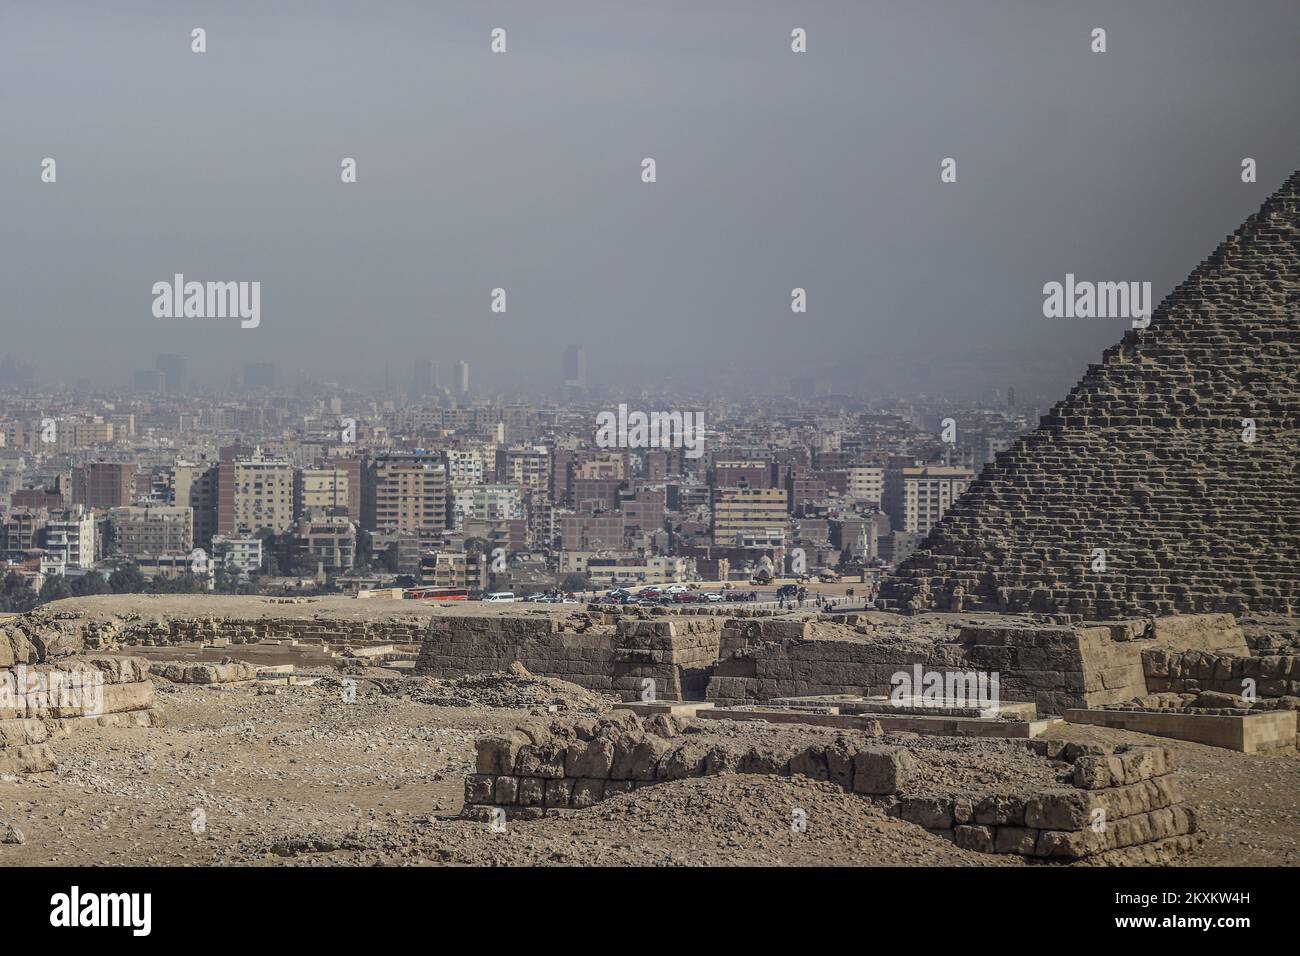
<box><xmin>881</xmin><ymin>170</ymin><xmax>1300</xmax><ymax>619</ymax></box>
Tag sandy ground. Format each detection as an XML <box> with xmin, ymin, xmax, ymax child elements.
<box><xmin>2</xmin><ymin>678</ymin><xmax>1298</xmax><ymax>867</ymax></box>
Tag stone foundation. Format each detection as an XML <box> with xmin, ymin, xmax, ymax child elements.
<box><xmin>463</xmin><ymin>712</ymin><xmax>1197</xmax><ymax>863</ymax></box>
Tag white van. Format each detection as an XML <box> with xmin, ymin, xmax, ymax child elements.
<box><xmin>482</xmin><ymin>592</ymin><xmax>517</xmax><ymax>603</ymax></box>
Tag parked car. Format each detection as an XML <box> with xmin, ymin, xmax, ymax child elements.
<box><xmin>704</xmin><ymin>592</ymin><xmax>724</xmax><ymax>602</ymax></box>
<box><xmin>482</xmin><ymin>592</ymin><xmax>516</xmax><ymax>603</ymax></box>
<box><xmin>664</xmin><ymin>584</ymin><xmax>688</xmax><ymax>594</ymax></box>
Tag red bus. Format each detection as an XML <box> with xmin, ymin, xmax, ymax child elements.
<box><xmin>403</xmin><ymin>587</ymin><xmax>470</xmax><ymax>601</ymax></box>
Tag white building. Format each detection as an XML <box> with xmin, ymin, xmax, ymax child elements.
<box><xmin>44</xmin><ymin>506</ymin><xmax>96</xmax><ymax>570</ymax></box>
<box><xmin>451</xmin><ymin>484</ymin><xmax>524</xmax><ymax>530</ymax></box>
<box><xmin>211</xmin><ymin>534</ymin><xmax>264</xmax><ymax>579</ymax></box>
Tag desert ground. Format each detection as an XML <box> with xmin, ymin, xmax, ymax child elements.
<box><xmin>3</xmin><ymin>668</ymin><xmax>1296</xmax><ymax>867</ymax></box>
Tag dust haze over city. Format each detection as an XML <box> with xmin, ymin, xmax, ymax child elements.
<box><xmin>3</xmin><ymin>0</ymin><xmax>1297</xmax><ymax>399</ymax></box>
<box><xmin>1</xmin><ymin>0</ymin><xmax>1299</xmax><ymax>926</ymax></box>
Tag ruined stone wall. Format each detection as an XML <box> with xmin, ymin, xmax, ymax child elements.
<box><xmin>464</xmin><ymin>714</ymin><xmax>1196</xmax><ymax>863</ymax></box>
<box><xmin>151</xmin><ymin>661</ymin><xmax>260</xmax><ymax>685</ymax></box>
<box><xmin>414</xmin><ymin>614</ymin><xmax>727</xmax><ymax>699</ymax></box>
<box><xmin>1143</xmin><ymin>648</ymin><xmax>1300</xmax><ymax>697</ymax></box>
<box><xmin>882</xmin><ymin>170</ymin><xmax>1300</xmax><ymax>620</ymax></box>
<box><xmin>99</xmin><ymin>615</ymin><xmax>430</xmax><ymax>648</ymax></box>
<box><xmin>940</xmin><ymin>744</ymin><xmax>1197</xmax><ymax>863</ymax></box>
<box><xmin>463</xmin><ymin>711</ymin><xmax>904</xmax><ymax>816</ymax></box>
<box><xmin>2</xmin><ymin>618</ymin><xmax>159</xmax><ymax>775</ymax></box>
<box><xmin>707</xmin><ymin>613</ymin><xmax>1250</xmax><ymax>714</ymax></box>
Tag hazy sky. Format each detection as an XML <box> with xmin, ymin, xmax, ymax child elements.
<box><xmin>2</xmin><ymin>0</ymin><xmax>1297</xmax><ymax>399</ymax></box>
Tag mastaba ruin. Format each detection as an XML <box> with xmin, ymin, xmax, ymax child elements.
<box><xmin>881</xmin><ymin>169</ymin><xmax>1300</xmax><ymax>620</ymax></box>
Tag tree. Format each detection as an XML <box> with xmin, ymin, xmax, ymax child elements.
<box><xmin>108</xmin><ymin>562</ymin><xmax>145</xmax><ymax>594</ymax></box>
<box><xmin>71</xmin><ymin>570</ymin><xmax>109</xmax><ymax>596</ymax></box>
<box><xmin>560</xmin><ymin>572</ymin><xmax>593</xmax><ymax>593</ymax></box>
<box><xmin>38</xmin><ymin>575</ymin><xmax>73</xmax><ymax>605</ymax></box>
<box><xmin>0</xmin><ymin>571</ymin><xmax>38</xmax><ymax>613</ymax></box>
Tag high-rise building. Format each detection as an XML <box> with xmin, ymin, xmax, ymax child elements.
<box><xmin>451</xmin><ymin>484</ymin><xmax>525</xmax><ymax>530</ymax></box>
<box><xmin>108</xmin><ymin>505</ymin><xmax>193</xmax><ymax>557</ymax></box>
<box><xmin>294</xmin><ymin>467</ymin><xmax>349</xmax><ymax>517</ymax></box>
<box><xmin>495</xmin><ymin>445</ymin><xmax>549</xmax><ymax>491</ymax></box>
<box><xmin>444</xmin><ymin>448</ymin><xmax>487</xmax><ymax>487</ymax></box>
<box><xmin>455</xmin><ymin>360</ymin><xmax>470</xmax><ymax>395</ymax></box>
<box><xmin>845</xmin><ymin>465</ymin><xmax>885</xmax><ymax>505</ymax></box>
<box><xmin>72</xmin><ymin>462</ymin><xmax>137</xmax><ymax>510</ymax></box>
<box><xmin>155</xmin><ymin>353</ymin><xmax>186</xmax><ymax>394</ymax></box>
<box><xmin>216</xmin><ymin>455</ymin><xmax>295</xmax><ymax>535</ymax></box>
<box><xmin>361</xmin><ymin>453</ymin><xmax>448</xmax><ymax>540</ymax></box>
<box><xmin>172</xmin><ymin>460</ymin><xmax>219</xmax><ymax>549</ymax></box>
<box><xmin>883</xmin><ymin>464</ymin><xmax>974</xmax><ymax>536</ymax></box>
<box><xmin>712</xmin><ymin>487</ymin><xmax>789</xmax><ymax>546</ymax></box>
<box><xmin>562</xmin><ymin>345</ymin><xmax>587</xmax><ymax>389</ymax></box>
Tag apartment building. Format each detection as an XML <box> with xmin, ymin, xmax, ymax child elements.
<box><xmin>450</xmin><ymin>484</ymin><xmax>524</xmax><ymax>530</ymax></box>
<box><xmin>495</xmin><ymin>445</ymin><xmax>549</xmax><ymax>491</ymax></box>
<box><xmin>108</xmin><ymin>505</ymin><xmax>193</xmax><ymax>558</ymax></box>
<box><xmin>292</xmin><ymin>515</ymin><xmax>356</xmax><ymax>573</ymax></box>
<box><xmin>361</xmin><ymin>453</ymin><xmax>448</xmax><ymax>541</ymax></box>
<box><xmin>173</xmin><ymin>460</ymin><xmax>219</xmax><ymax>549</ymax></box>
<box><xmin>44</xmin><ymin>506</ymin><xmax>96</xmax><ymax>569</ymax></box>
<box><xmin>883</xmin><ymin>465</ymin><xmax>974</xmax><ymax>536</ymax></box>
<box><xmin>712</xmin><ymin>459</ymin><xmax>772</xmax><ymax>489</ymax></box>
<box><xmin>210</xmin><ymin>534</ymin><xmax>264</xmax><ymax>578</ymax></box>
<box><xmin>72</xmin><ymin>461</ymin><xmax>137</xmax><ymax>510</ymax></box>
<box><xmin>712</xmin><ymin>486</ymin><xmax>789</xmax><ymax>546</ymax></box>
<box><xmin>845</xmin><ymin>465</ymin><xmax>885</xmax><ymax>505</ymax></box>
<box><xmin>216</xmin><ymin>455</ymin><xmax>296</xmax><ymax>535</ymax></box>
<box><xmin>294</xmin><ymin>467</ymin><xmax>349</xmax><ymax>517</ymax></box>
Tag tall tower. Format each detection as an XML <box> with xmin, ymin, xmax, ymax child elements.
<box><xmin>562</xmin><ymin>345</ymin><xmax>588</xmax><ymax>389</ymax></box>
<box><xmin>456</xmin><ymin>360</ymin><xmax>470</xmax><ymax>396</ymax></box>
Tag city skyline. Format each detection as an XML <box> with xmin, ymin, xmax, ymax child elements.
<box><xmin>4</xmin><ymin>1</ymin><xmax>1297</xmax><ymax>399</ymax></box>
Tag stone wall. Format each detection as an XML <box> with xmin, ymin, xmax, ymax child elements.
<box><xmin>463</xmin><ymin>711</ymin><xmax>905</xmax><ymax>817</ymax></box>
<box><xmin>882</xmin><ymin>170</ymin><xmax>1300</xmax><ymax>620</ymax></box>
<box><xmin>2</xmin><ymin>615</ymin><xmax>158</xmax><ymax>772</ymax></box>
<box><xmin>1143</xmin><ymin>647</ymin><xmax>1300</xmax><ymax>697</ymax></box>
<box><xmin>944</xmin><ymin>744</ymin><xmax>1197</xmax><ymax>863</ymax></box>
<box><xmin>0</xmin><ymin>718</ymin><xmax>54</xmax><ymax>775</ymax></box>
<box><xmin>151</xmin><ymin>660</ymin><xmax>260</xmax><ymax>685</ymax></box>
<box><xmin>415</xmin><ymin>614</ymin><xmax>727</xmax><ymax>699</ymax></box>
<box><xmin>707</xmin><ymin>613</ymin><xmax>1249</xmax><ymax>714</ymax></box>
<box><xmin>463</xmin><ymin>713</ymin><xmax>1197</xmax><ymax>863</ymax></box>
